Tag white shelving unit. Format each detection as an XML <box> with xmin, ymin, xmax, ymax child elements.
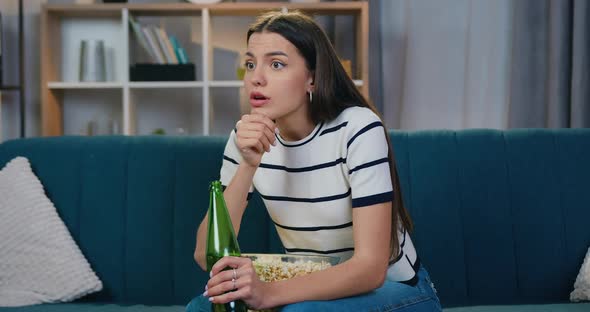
<box><xmin>41</xmin><ymin>2</ymin><xmax>369</xmax><ymax>137</ymax></box>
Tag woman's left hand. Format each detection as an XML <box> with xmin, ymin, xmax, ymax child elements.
<box><xmin>205</xmin><ymin>256</ymin><xmax>271</xmax><ymax>310</ymax></box>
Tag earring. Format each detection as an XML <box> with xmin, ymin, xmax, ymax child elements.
<box><xmin>308</xmin><ymin>91</ymin><xmax>313</xmax><ymax>103</ymax></box>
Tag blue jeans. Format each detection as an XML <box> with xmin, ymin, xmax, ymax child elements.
<box><xmin>186</xmin><ymin>266</ymin><xmax>441</xmax><ymax>312</ymax></box>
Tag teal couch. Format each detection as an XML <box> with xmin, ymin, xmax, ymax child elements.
<box><xmin>0</xmin><ymin>129</ymin><xmax>588</xmax><ymax>312</ymax></box>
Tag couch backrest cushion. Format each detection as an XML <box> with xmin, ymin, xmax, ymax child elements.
<box><xmin>0</xmin><ymin>136</ymin><xmax>280</xmax><ymax>306</ymax></box>
<box><xmin>1</xmin><ymin>129</ymin><xmax>589</xmax><ymax>307</ymax></box>
<box><xmin>391</xmin><ymin>129</ymin><xmax>590</xmax><ymax>307</ymax></box>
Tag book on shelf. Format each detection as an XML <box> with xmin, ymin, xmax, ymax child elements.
<box><xmin>129</xmin><ymin>15</ymin><xmax>189</xmax><ymax>65</ymax></box>
<box><xmin>143</xmin><ymin>27</ymin><xmax>166</xmax><ymax>64</ymax></box>
<box><xmin>154</xmin><ymin>27</ymin><xmax>178</xmax><ymax>64</ymax></box>
<box><xmin>128</xmin><ymin>15</ymin><xmax>158</xmax><ymax>63</ymax></box>
<box><xmin>169</xmin><ymin>36</ymin><xmax>188</xmax><ymax>64</ymax></box>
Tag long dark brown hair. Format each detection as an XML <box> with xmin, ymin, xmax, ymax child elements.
<box><xmin>247</xmin><ymin>11</ymin><xmax>413</xmax><ymax>260</ymax></box>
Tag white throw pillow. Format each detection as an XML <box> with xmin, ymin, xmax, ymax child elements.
<box><xmin>0</xmin><ymin>157</ymin><xmax>102</xmax><ymax>307</ymax></box>
<box><xmin>571</xmin><ymin>246</ymin><xmax>590</xmax><ymax>302</ymax></box>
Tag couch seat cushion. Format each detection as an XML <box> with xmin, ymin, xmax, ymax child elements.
<box><xmin>0</xmin><ymin>303</ymin><xmax>186</xmax><ymax>312</ymax></box>
<box><xmin>445</xmin><ymin>303</ymin><xmax>590</xmax><ymax>312</ymax></box>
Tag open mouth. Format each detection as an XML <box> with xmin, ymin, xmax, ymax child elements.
<box><xmin>250</xmin><ymin>92</ymin><xmax>268</xmax><ymax>100</ymax></box>
<box><xmin>250</xmin><ymin>92</ymin><xmax>270</xmax><ymax>107</ymax></box>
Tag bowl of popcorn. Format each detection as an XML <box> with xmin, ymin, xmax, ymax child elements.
<box><xmin>242</xmin><ymin>253</ymin><xmax>340</xmax><ymax>282</ymax></box>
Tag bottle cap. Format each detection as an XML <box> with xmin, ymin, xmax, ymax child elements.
<box><xmin>210</xmin><ymin>180</ymin><xmax>223</xmax><ymax>191</ymax></box>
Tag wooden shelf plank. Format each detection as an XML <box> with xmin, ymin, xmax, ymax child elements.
<box><xmin>129</xmin><ymin>81</ymin><xmax>204</xmax><ymax>88</ymax></box>
<box><xmin>48</xmin><ymin>82</ymin><xmax>124</xmax><ymax>89</ymax></box>
<box><xmin>44</xmin><ymin>4</ymin><xmax>123</xmax><ymax>18</ymax></box>
<box><xmin>44</xmin><ymin>2</ymin><xmax>363</xmax><ymax>17</ymax></box>
<box><xmin>209</xmin><ymin>81</ymin><xmax>243</xmax><ymax>87</ymax></box>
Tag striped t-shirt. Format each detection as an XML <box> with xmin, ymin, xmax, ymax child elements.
<box><xmin>220</xmin><ymin>106</ymin><xmax>419</xmax><ymax>284</ymax></box>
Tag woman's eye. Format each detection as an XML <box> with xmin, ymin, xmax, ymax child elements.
<box><xmin>245</xmin><ymin>62</ymin><xmax>255</xmax><ymax>70</ymax></box>
<box><xmin>271</xmin><ymin>61</ymin><xmax>285</xmax><ymax>69</ymax></box>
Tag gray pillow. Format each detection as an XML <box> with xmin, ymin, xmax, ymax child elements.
<box><xmin>0</xmin><ymin>157</ymin><xmax>102</xmax><ymax>307</ymax></box>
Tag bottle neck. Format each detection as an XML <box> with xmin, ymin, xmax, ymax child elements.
<box><xmin>210</xmin><ymin>181</ymin><xmax>223</xmax><ymax>193</ymax></box>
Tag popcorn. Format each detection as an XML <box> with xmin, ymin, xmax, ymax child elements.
<box><xmin>252</xmin><ymin>257</ymin><xmax>332</xmax><ymax>282</ymax></box>
<box><xmin>245</xmin><ymin>254</ymin><xmax>334</xmax><ymax>312</ymax></box>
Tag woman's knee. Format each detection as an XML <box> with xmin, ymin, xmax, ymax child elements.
<box><xmin>280</xmin><ymin>301</ymin><xmax>326</xmax><ymax>312</ymax></box>
<box><xmin>392</xmin><ymin>297</ymin><xmax>441</xmax><ymax>312</ymax></box>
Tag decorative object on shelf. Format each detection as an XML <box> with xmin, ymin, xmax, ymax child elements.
<box><xmin>86</xmin><ymin>120</ymin><xmax>97</xmax><ymax>136</ymax></box>
<box><xmin>152</xmin><ymin>128</ymin><xmax>166</xmax><ymax>135</ymax></box>
<box><xmin>79</xmin><ymin>40</ymin><xmax>106</xmax><ymax>82</ymax></box>
<box><xmin>175</xmin><ymin>127</ymin><xmax>187</xmax><ymax>136</ymax></box>
<box><xmin>236</xmin><ymin>66</ymin><xmax>245</xmax><ymax>80</ymax></box>
<box><xmin>130</xmin><ymin>63</ymin><xmax>195</xmax><ymax>81</ymax></box>
<box><xmin>104</xmin><ymin>47</ymin><xmax>116</xmax><ymax>81</ymax></box>
<box><xmin>108</xmin><ymin>118</ymin><xmax>119</xmax><ymax>135</ymax></box>
<box><xmin>340</xmin><ymin>59</ymin><xmax>352</xmax><ymax>78</ymax></box>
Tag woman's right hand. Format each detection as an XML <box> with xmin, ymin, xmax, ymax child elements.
<box><xmin>235</xmin><ymin>113</ymin><xmax>277</xmax><ymax>168</ymax></box>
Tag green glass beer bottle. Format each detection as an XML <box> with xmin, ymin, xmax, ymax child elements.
<box><xmin>206</xmin><ymin>180</ymin><xmax>248</xmax><ymax>312</ymax></box>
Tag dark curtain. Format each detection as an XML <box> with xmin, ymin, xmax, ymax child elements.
<box><xmin>509</xmin><ymin>0</ymin><xmax>589</xmax><ymax>128</ymax></box>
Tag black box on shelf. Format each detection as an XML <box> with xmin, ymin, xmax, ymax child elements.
<box><xmin>130</xmin><ymin>63</ymin><xmax>196</xmax><ymax>81</ymax></box>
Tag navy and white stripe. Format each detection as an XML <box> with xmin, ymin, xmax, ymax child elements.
<box><xmin>386</xmin><ymin>228</ymin><xmax>420</xmax><ymax>285</ymax></box>
<box><xmin>273</xmin><ymin>221</ymin><xmax>353</xmax><ymax>232</ymax></box>
<box><xmin>319</xmin><ymin>121</ymin><xmax>348</xmax><ymax>136</ymax></box>
<box><xmin>220</xmin><ymin>106</ymin><xmax>419</xmax><ymax>283</ymax></box>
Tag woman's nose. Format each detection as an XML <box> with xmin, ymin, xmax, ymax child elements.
<box><xmin>250</xmin><ymin>69</ymin><xmax>266</xmax><ymax>86</ymax></box>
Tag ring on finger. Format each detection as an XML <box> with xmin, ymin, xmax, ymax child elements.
<box><xmin>232</xmin><ymin>268</ymin><xmax>238</xmax><ymax>280</ymax></box>
<box><xmin>231</xmin><ymin>278</ymin><xmax>237</xmax><ymax>291</ymax></box>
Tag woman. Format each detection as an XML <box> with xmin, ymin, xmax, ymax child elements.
<box><xmin>187</xmin><ymin>11</ymin><xmax>441</xmax><ymax>312</ymax></box>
